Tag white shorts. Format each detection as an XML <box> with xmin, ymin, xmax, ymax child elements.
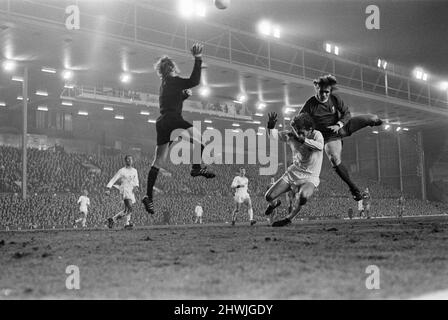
<box><xmin>122</xmin><ymin>188</ymin><xmax>136</xmax><ymax>204</ymax></box>
<box><xmin>358</xmin><ymin>200</ymin><xmax>363</xmax><ymax>211</ymax></box>
<box><xmin>281</xmin><ymin>167</ymin><xmax>320</xmax><ymax>188</ymax></box>
<box><xmin>234</xmin><ymin>193</ymin><xmax>251</xmax><ymax>204</ymax></box>
<box><xmin>79</xmin><ymin>208</ymin><xmax>88</xmax><ymax>215</ymax></box>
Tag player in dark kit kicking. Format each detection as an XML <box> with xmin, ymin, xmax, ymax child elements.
<box><xmin>299</xmin><ymin>74</ymin><xmax>383</xmax><ymax>201</ymax></box>
<box><xmin>142</xmin><ymin>43</ymin><xmax>215</xmax><ymax>215</ymax></box>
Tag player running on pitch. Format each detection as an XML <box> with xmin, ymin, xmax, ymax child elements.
<box><xmin>142</xmin><ymin>43</ymin><xmax>215</xmax><ymax>215</ymax></box>
<box><xmin>231</xmin><ymin>168</ymin><xmax>256</xmax><ymax>226</ymax></box>
<box><xmin>74</xmin><ymin>189</ymin><xmax>90</xmax><ymax>228</ymax></box>
<box><xmin>265</xmin><ymin>112</ymin><xmax>324</xmax><ymax>227</ymax></box>
<box><xmin>299</xmin><ymin>74</ymin><xmax>383</xmax><ymax>202</ymax></box>
<box><xmin>105</xmin><ymin>155</ymin><xmax>139</xmax><ymax>230</ymax></box>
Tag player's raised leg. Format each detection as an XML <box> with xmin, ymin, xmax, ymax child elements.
<box><xmin>325</xmin><ymin>139</ymin><xmax>362</xmax><ymax>201</ymax></box>
<box><xmin>339</xmin><ymin>115</ymin><xmax>383</xmax><ymax>138</ymax></box>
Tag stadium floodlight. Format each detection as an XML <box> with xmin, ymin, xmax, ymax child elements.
<box><xmin>284</xmin><ymin>117</ymin><xmax>291</xmax><ymax>121</ymax></box>
<box><xmin>41</xmin><ymin>67</ymin><xmax>56</xmax><ymax>74</ymax></box>
<box><xmin>403</xmin><ymin>128</ymin><xmax>409</xmax><ymax>131</ymax></box>
<box><xmin>377</xmin><ymin>59</ymin><xmax>387</xmax><ymax>70</ymax></box>
<box><xmin>258</xmin><ymin>20</ymin><xmax>272</xmax><ymax>36</ymax></box>
<box><xmin>199</xmin><ymin>86</ymin><xmax>210</xmax><ymax>97</ymax></box>
<box><xmin>0</xmin><ymin>102</ymin><xmax>6</xmax><ymax>107</ymax></box>
<box><xmin>258</xmin><ymin>126</ymin><xmax>265</xmax><ymax>130</ymax></box>
<box><xmin>140</xmin><ymin>110</ymin><xmax>150</xmax><ymax>116</ymax></box>
<box><xmin>256</xmin><ymin>132</ymin><xmax>264</xmax><ymax>136</ymax></box>
<box><xmin>37</xmin><ymin>105</ymin><xmax>48</xmax><ymax>111</ymax></box>
<box><xmin>414</xmin><ymin>68</ymin><xmax>428</xmax><ymax>81</ymax></box>
<box><xmin>115</xmin><ymin>115</ymin><xmax>124</xmax><ymax>120</ymax></box>
<box><xmin>384</xmin><ymin>124</ymin><xmax>391</xmax><ymax>130</ymax></box>
<box><xmin>147</xmin><ymin>119</ymin><xmax>156</xmax><ymax>123</ymax></box>
<box><xmin>196</xmin><ymin>2</ymin><xmax>206</xmax><ymax>17</ymax></box>
<box><xmin>62</xmin><ymin>70</ymin><xmax>73</xmax><ymax>81</ymax></box>
<box><xmin>204</xmin><ymin>119</ymin><xmax>212</xmax><ymax>123</ymax></box>
<box><xmin>272</xmin><ymin>26</ymin><xmax>281</xmax><ymax>39</ymax></box>
<box><xmin>325</xmin><ymin>43</ymin><xmax>339</xmax><ymax>55</ymax></box>
<box><xmin>232</xmin><ymin>129</ymin><xmax>241</xmax><ymax>133</ymax></box>
<box><xmin>232</xmin><ymin>123</ymin><xmax>240</xmax><ymax>127</ymax></box>
<box><xmin>61</xmin><ymin>101</ymin><xmax>73</xmax><ymax>106</ymax></box>
<box><xmin>415</xmin><ymin>70</ymin><xmax>423</xmax><ymax>79</ymax></box>
<box><xmin>252</xmin><ymin>120</ymin><xmax>261</xmax><ymax>124</ymax></box>
<box><xmin>334</xmin><ymin>46</ymin><xmax>339</xmax><ymax>56</ymax></box>
<box><xmin>35</xmin><ymin>90</ymin><xmax>48</xmax><ymax>96</ymax></box>
<box><xmin>256</xmin><ymin>102</ymin><xmax>266</xmax><ymax>110</ymax></box>
<box><xmin>256</xmin><ymin>20</ymin><xmax>281</xmax><ymax>38</ymax></box>
<box><xmin>372</xmin><ymin>130</ymin><xmax>379</xmax><ymax>134</ymax></box>
<box><xmin>103</xmin><ymin>106</ymin><xmax>114</xmax><ymax>111</ymax></box>
<box><xmin>254</xmin><ymin>113</ymin><xmax>264</xmax><ymax>117</ymax></box>
<box><xmin>120</xmin><ymin>73</ymin><xmax>131</xmax><ymax>84</ymax></box>
<box><xmin>64</xmin><ymin>84</ymin><xmax>74</xmax><ymax>89</ymax></box>
<box><xmin>396</xmin><ymin>127</ymin><xmax>402</xmax><ymax>132</ymax></box>
<box><xmin>2</xmin><ymin>60</ymin><xmax>16</xmax><ymax>72</ymax></box>
<box><xmin>236</xmin><ymin>93</ymin><xmax>247</xmax><ymax>103</ymax></box>
<box><xmin>206</xmin><ymin>126</ymin><xmax>214</xmax><ymax>130</ymax></box>
<box><xmin>178</xmin><ymin>0</ymin><xmax>195</xmax><ymax>18</ymax></box>
<box><xmin>284</xmin><ymin>107</ymin><xmax>295</xmax><ymax>114</ymax></box>
<box><xmin>78</xmin><ymin>111</ymin><xmax>88</xmax><ymax>116</ymax></box>
<box><xmin>12</xmin><ymin>76</ymin><xmax>24</xmax><ymax>82</ymax></box>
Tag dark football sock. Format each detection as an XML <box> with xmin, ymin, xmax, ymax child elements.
<box><xmin>334</xmin><ymin>163</ymin><xmax>359</xmax><ymax>192</ymax></box>
<box><xmin>192</xmin><ymin>144</ymin><xmax>205</xmax><ymax>170</ymax></box>
<box><xmin>146</xmin><ymin>166</ymin><xmax>160</xmax><ymax>199</ymax></box>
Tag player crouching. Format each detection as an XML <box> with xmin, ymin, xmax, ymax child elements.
<box><xmin>265</xmin><ymin>112</ymin><xmax>324</xmax><ymax>227</ymax></box>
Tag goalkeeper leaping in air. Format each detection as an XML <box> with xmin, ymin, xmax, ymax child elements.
<box><xmin>264</xmin><ymin>112</ymin><xmax>324</xmax><ymax>227</ymax></box>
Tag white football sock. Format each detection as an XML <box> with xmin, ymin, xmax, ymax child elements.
<box><xmin>248</xmin><ymin>208</ymin><xmax>254</xmax><ymax>221</ymax></box>
<box><xmin>124</xmin><ymin>214</ymin><xmax>131</xmax><ymax>225</ymax></box>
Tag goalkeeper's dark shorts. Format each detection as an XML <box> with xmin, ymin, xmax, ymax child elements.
<box><xmin>156</xmin><ymin>112</ymin><xmax>193</xmax><ymax>146</ymax></box>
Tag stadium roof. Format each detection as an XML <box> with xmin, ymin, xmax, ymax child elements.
<box><xmin>1</xmin><ymin>0</ymin><xmax>448</xmax><ymax>130</ymax></box>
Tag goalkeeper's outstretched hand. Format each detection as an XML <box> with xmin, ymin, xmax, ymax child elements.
<box><xmin>267</xmin><ymin>112</ymin><xmax>278</xmax><ymax>130</ymax></box>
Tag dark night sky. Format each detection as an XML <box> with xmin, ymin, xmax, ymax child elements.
<box><xmin>199</xmin><ymin>0</ymin><xmax>448</xmax><ymax>80</ymax></box>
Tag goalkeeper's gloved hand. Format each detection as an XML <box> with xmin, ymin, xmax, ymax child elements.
<box><xmin>267</xmin><ymin>112</ymin><xmax>278</xmax><ymax>130</ymax></box>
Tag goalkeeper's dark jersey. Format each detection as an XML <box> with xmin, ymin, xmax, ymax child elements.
<box><xmin>158</xmin><ymin>57</ymin><xmax>202</xmax><ymax>115</ymax></box>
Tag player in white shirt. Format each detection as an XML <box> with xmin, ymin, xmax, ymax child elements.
<box><xmin>74</xmin><ymin>189</ymin><xmax>90</xmax><ymax>228</ymax></box>
<box><xmin>265</xmin><ymin>112</ymin><xmax>324</xmax><ymax>227</ymax></box>
<box><xmin>194</xmin><ymin>203</ymin><xmax>203</xmax><ymax>224</ymax></box>
<box><xmin>105</xmin><ymin>155</ymin><xmax>139</xmax><ymax>230</ymax></box>
<box><xmin>231</xmin><ymin>168</ymin><xmax>256</xmax><ymax>226</ymax></box>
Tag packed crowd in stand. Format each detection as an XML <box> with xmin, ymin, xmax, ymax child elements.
<box><xmin>0</xmin><ymin>146</ymin><xmax>446</xmax><ymax>230</ymax></box>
